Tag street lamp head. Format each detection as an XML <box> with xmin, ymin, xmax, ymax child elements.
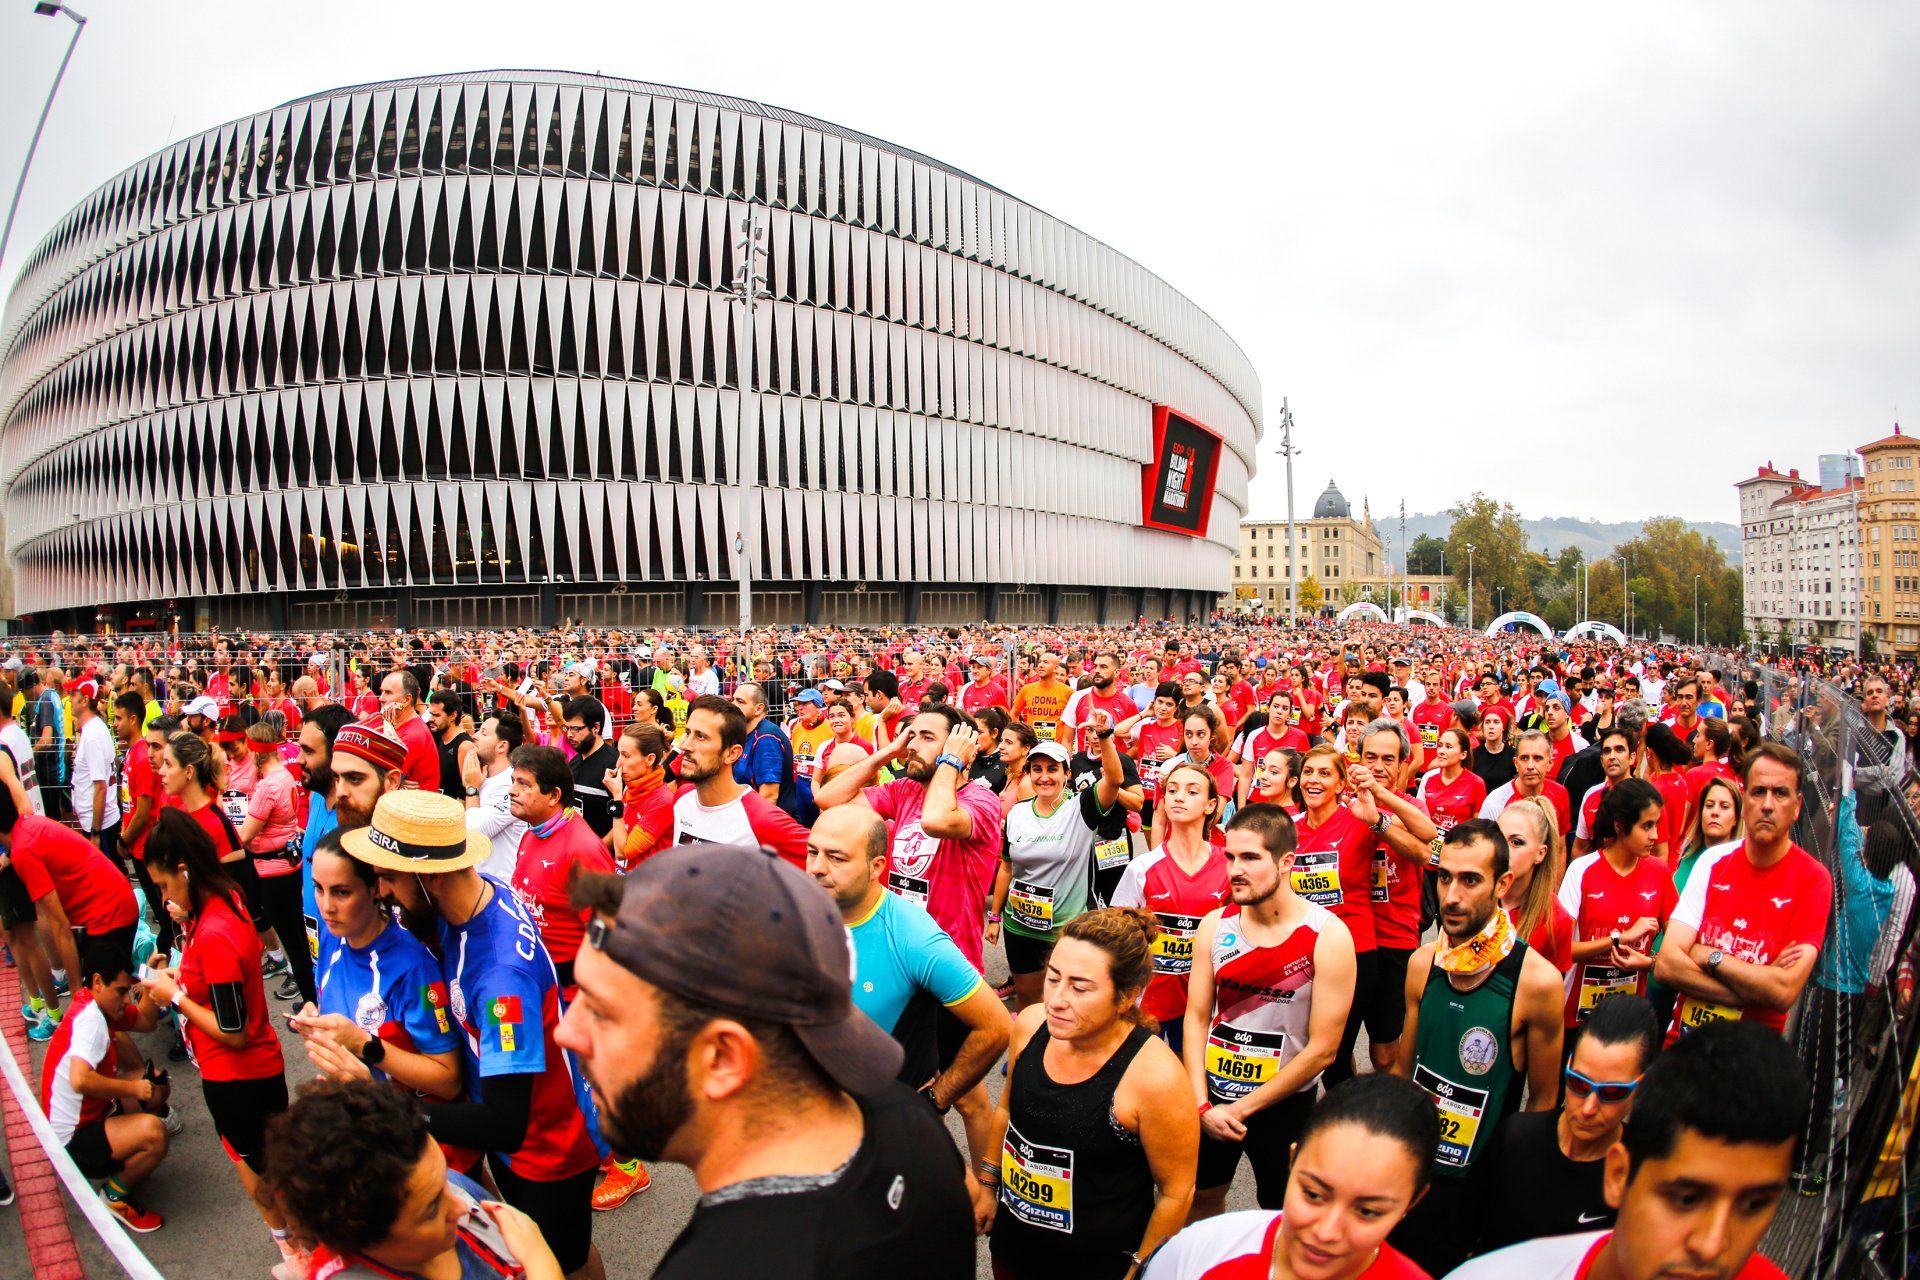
<box><xmin>33</xmin><ymin>2</ymin><xmax>62</xmax><ymax>13</ymax></box>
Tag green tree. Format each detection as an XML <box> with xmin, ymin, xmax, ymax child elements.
<box><xmin>1298</xmin><ymin>575</ymin><xmax>1324</xmax><ymax>614</ymax></box>
<box><xmin>1446</xmin><ymin>494</ymin><xmax>1531</xmax><ymax>622</ymax></box>
<box><xmin>1587</xmin><ymin>518</ymin><xmax>1742</xmax><ymax>643</ymax></box>
<box><xmin>1406</xmin><ymin>533</ymin><xmax>1447</xmax><ymax>575</ymax></box>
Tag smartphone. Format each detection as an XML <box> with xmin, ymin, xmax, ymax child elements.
<box><xmin>138</xmin><ymin>963</ymin><xmax>162</xmax><ymax>984</ymax></box>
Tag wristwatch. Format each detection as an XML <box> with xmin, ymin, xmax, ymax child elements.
<box><xmin>1372</xmin><ymin>812</ymin><xmax>1393</xmax><ymax>836</ymax></box>
<box><xmin>919</xmin><ymin>1083</ymin><xmax>951</xmax><ymax>1115</ymax></box>
<box><xmin>1705</xmin><ymin>948</ymin><xmax>1725</xmax><ymax>971</ymax></box>
<box><xmin>359</xmin><ymin>1036</ymin><xmax>387</xmax><ymax>1067</ymax></box>
<box><xmin>465</xmin><ymin>786</ymin><xmax>479</xmax><ymax>797</ymax></box>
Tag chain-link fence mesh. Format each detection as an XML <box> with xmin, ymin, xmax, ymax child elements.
<box><xmin>1749</xmin><ymin>665</ymin><xmax>1917</xmax><ymax>1278</ymax></box>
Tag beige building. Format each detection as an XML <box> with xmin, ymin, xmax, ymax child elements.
<box><xmin>1859</xmin><ymin>425</ymin><xmax>1920</xmax><ymax>656</ymax></box>
<box><xmin>1228</xmin><ymin>481</ymin><xmax>1383</xmax><ymax>613</ymax></box>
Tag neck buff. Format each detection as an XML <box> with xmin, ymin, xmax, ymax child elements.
<box><xmin>530</xmin><ymin>807</ymin><xmax>576</xmax><ymax>840</ymax></box>
<box><xmin>1435</xmin><ymin>904</ymin><xmax>1516</xmax><ymax>976</ymax></box>
<box><xmin>622</xmin><ymin>764</ymin><xmax>665</xmax><ymax>803</ymax></box>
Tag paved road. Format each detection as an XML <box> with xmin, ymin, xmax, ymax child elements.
<box><xmin>1</xmin><ymin>939</ymin><xmax>1269</xmax><ymax>1280</ymax></box>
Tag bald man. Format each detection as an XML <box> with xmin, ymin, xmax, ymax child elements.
<box><xmin>805</xmin><ymin>804</ymin><xmax>1010</xmax><ymax>1226</ymax></box>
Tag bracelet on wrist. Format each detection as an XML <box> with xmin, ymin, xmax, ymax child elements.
<box><xmin>936</xmin><ymin>753</ymin><xmax>966</xmax><ymax>772</ymax></box>
<box><xmin>985</xmin><ymin>911</ymin><xmax>1003</xmax><ymax>923</ymax></box>
<box><xmin>1197</xmin><ymin>1100</ymin><xmax>1214</xmax><ymax>1116</ymax></box>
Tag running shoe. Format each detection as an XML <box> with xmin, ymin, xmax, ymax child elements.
<box><xmin>261</xmin><ymin>953</ymin><xmax>290</xmax><ymax>979</ymax></box>
<box><xmin>26</xmin><ymin>1009</ymin><xmax>58</xmax><ymax>1042</ymax></box>
<box><xmin>592</xmin><ymin>1157</ymin><xmax>652</xmax><ymax>1210</ymax></box>
<box><xmin>51</xmin><ymin>971</ymin><xmax>68</xmax><ymax>996</ymax></box>
<box><xmin>0</xmin><ymin>1164</ymin><xmax>13</xmax><ymax>1207</ymax></box>
<box><xmin>167</xmin><ymin>1030</ymin><xmax>189</xmax><ymax>1062</ymax></box>
<box><xmin>161</xmin><ymin>1105</ymin><xmax>184</xmax><ymax>1138</ymax></box>
<box><xmin>273</xmin><ymin>976</ymin><xmax>302</xmax><ymax>1002</ymax></box>
<box><xmin>99</xmin><ymin>1189</ymin><xmax>163</xmax><ymax>1232</ymax></box>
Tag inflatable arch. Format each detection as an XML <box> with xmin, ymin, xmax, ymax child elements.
<box><xmin>1395</xmin><ymin>608</ymin><xmax>1447</xmax><ymax>627</ymax></box>
<box><xmin>1563</xmin><ymin>620</ymin><xmax>1628</xmax><ymax>645</ymax></box>
<box><xmin>1336</xmin><ymin>601</ymin><xmax>1389</xmax><ymax>624</ymax></box>
<box><xmin>1485</xmin><ymin>611</ymin><xmax>1554</xmax><ymax>638</ymax></box>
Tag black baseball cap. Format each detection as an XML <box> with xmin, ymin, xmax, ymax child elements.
<box><xmin>585</xmin><ymin>844</ymin><xmax>902</xmax><ymax>1095</ymax></box>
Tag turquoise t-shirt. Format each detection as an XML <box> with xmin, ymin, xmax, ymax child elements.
<box><xmin>849</xmin><ymin>890</ymin><xmax>982</xmax><ymax>1034</ymax></box>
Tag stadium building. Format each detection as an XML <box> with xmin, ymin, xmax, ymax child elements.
<box><xmin>0</xmin><ymin>71</ymin><xmax>1260</xmax><ymax>631</ymax></box>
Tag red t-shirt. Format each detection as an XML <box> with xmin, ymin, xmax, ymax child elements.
<box><xmin>958</xmin><ymin>680</ymin><xmax>1009</xmax><ymax>716</ymax></box>
<box><xmin>179</xmin><ymin>893</ymin><xmax>285</xmax><ymax>1081</ymax></box>
<box><xmin>1134</xmin><ymin>721</ymin><xmax>1186</xmax><ymax>800</ymax></box>
<box><xmin>616</xmin><ymin>784</ymin><xmax>678</xmax><ymax>873</ymax></box>
<box><xmin>1666</xmin><ymin>841</ymin><xmax>1833</xmax><ymax>1039</ymax></box>
<box><xmin>1416</xmin><ymin>767</ymin><xmax>1487</xmax><ymax>838</ymax></box>
<box><xmin>1238</xmin><ymin>724</ymin><xmax>1309</xmax><ymax>767</ymax></box>
<box><xmin>119</xmin><ymin>737</ymin><xmax>162</xmax><ymax>858</ymax></box>
<box><xmin>512</xmin><ymin>813</ymin><xmax>616</xmax><ymax>973</ymax></box>
<box><xmin>1292</xmin><ymin>805</ymin><xmax>1378</xmax><ymax>951</ymax></box>
<box><xmin>1409</xmin><ymin>699</ymin><xmax>1453</xmax><ymax>754</ymax></box>
<box><xmin>1684</xmin><ymin>759</ymin><xmax>1738</xmax><ymax>810</ymax></box>
<box><xmin>1651</xmin><ymin>770</ymin><xmax>1692</xmax><ymax>856</ymax></box>
<box><xmin>40</xmin><ymin>988</ymin><xmax>139</xmax><ymax>1142</ymax></box>
<box><xmin>1371</xmin><ymin>796</ymin><xmax>1429</xmax><ymax>950</ymax></box>
<box><xmin>187</xmin><ymin>801</ymin><xmax>243</xmax><ymax>860</ymax></box>
<box><xmin>1071</xmin><ymin>689</ymin><xmax>1143</xmax><ymax>757</ymax></box>
<box><xmin>8</xmin><ymin>814</ymin><xmax>138</xmax><ymax>933</ymax></box>
<box><xmin>393</xmin><ymin>714</ymin><xmax>441</xmax><ymax>793</ymax></box>
<box><xmin>1526</xmin><ymin>896</ymin><xmax>1576</xmax><ymax>973</ymax></box>
<box><xmin>1557</xmin><ymin>852</ymin><xmax>1677</xmax><ymax>1028</ymax></box>
<box><xmin>1145</xmin><ymin>1208</ymin><xmax>1427</xmax><ymax>1279</ymax></box>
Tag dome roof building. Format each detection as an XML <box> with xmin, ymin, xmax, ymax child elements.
<box><xmin>1312</xmin><ymin>481</ymin><xmax>1351</xmax><ymax>520</ymax></box>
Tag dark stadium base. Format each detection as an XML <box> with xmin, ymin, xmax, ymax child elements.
<box><xmin>30</xmin><ymin>581</ymin><xmax>1212</xmax><ymax>634</ymax></box>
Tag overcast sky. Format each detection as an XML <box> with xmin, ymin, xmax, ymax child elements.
<box><xmin>2</xmin><ymin>2</ymin><xmax>1914</xmax><ymax>528</ymax></box>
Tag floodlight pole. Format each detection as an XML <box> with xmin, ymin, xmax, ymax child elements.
<box><xmin>732</xmin><ymin>205</ymin><xmax>768</xmax><ymax>643</ymax></box>
<box><xmin>0</xmin><ymin>4</ymin><xmax>88</xmax><ymax>280</ymax></box>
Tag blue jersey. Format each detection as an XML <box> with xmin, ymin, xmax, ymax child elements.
<box><xmin>439</xmin><ymin>877</ymin><xmax>603</xmax><ymax>1179</ymax></box>
<box><xmin>317</xmin><ymin>919</ymin><xmax>461</xmax><ymax>1080</ymax></box>
<box><xmin>848</xmin><ymin>890</ymin><xmax>983</xmax><ymax>1034</ymax></box>
<box><xmin>301</xmin><ymin>791</ymin><xmax>340</xmax><ymax>972</ymax></box>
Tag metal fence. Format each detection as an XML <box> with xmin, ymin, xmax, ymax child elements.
<box><xmin>1750</xmin><ymin>666</ymin><xmax>1917</xmax><ymax>1278</ymax></box>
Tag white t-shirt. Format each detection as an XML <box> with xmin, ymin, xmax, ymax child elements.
<box><xmin>687</xmin><ymin>667</ymin><xmax>721</xmax><ymax>698</ymax></box>
<box><xmin>0</xmin><ymin>720</ymin><xmax>44</xmax><ymax>814</ymax></box>
<box><xmin>45</xmin><ymin>996</ymin><xmax>114</xmax><ymax>1144</ymax></box>
<box><xmin>466</xmin><ymin>767</ymin><xmax>527</xmax><ymax>882</ymax></box>
<box><xmin>70</xmin><ymin>716</ymin><xmax>118</xmax><ymax>831</ymax></box>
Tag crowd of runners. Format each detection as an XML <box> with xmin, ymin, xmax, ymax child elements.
<box><xmin>0</xmin><ymin>616</ymin><xmax>1913</xmax><ymax>1279</ymax></box>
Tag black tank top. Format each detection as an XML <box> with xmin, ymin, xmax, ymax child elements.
<box><xmin>437</xmin><ymin>732</ymin><xmax>471</xmax><ymax>803</ymax></box>
<box><xmin>990</xmin><ymin>1022</ymin><xmax>1155</xmax><ymax>1280</ymax></box>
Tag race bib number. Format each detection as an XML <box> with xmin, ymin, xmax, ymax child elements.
<box><xmin>1094</xmin><ymin>836</ymin><xmax>1131</xmax><ymax>871</ymax></box>
<box><xmin>1675</xmin><ymin>994</ymin><xmax>1742</xmax><ymax>1034</ymax></box>
<box><xmin>220</xmin><ymin>789</ymin><xmax>249</xmax><ymax>826</ymax></box>
<box><xmin>303</xmin><ymin>912</ymin><xmax>320</xmax><ymax>963</ymax></box>
<box><xmin>794</xmin><ymin>749</ymin><xmax>816</xmax><ymax>781</ymax></box>
<box><xmin>1007</xmin><ymin>880</ymin><xmax>1056</xmax><ymax>934</ymax></box>
<box><xmin>1205</xmin><ymin>1025</ymin><xmax>1287</xmax><ymax>1103</ymax></box>
<box><xmin>887</xmin><ymin>871</ymin><xmax>931</xmax><ymax>907</ymax></box>
<box><xmin>1371</xmin><ymin>849</ymin><xmax>1391</xmax><ymax>904</ymax></box>
<box><xmin>1033</xmin><ymin>719</ymin><xmax>1059</xmax><ymax>740</ymax></box>
<box><xmin>999</xmin><ymin>1123</ymin><xmax>1073</xmax><ymax>1234</ymax></box>
<box><xmin>1151</xmin><ymin>913</ymin><xmax>1202</xmax><ymax>975</ymax></box>
<box><xmin>1413</xmin><ymin>1064</ymin><xmax>1489</xmax><ymax>1170</ymax></box>
<box><xmin>1419</xmin><ymin>723</ymin><xmax>1440</xmax><ymax>749</ymax></box>
<box><xmin>1291</xmin><ymin>847</ymin><xmax>1342</xmax><ymax>906</ymax></box>
<box><xmin>1577</xmin><ymin>964</ymin><xmax>1640</xmax><ymax>1018</ymax></box>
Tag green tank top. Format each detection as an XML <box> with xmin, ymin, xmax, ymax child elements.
<box><xmin>1411</xmin><ymin>940</ymin><xmax>1529</xmax><ymax>1177</ymax></box>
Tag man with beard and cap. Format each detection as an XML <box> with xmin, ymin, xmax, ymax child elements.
<box><xmin>557</xmin><ymin>843</ymin><xmax>974</xmax><ymax>1278</ymax></box>
<box><xmin>1390</xmin><ymin>819</ymin><xmax>1565</xmax><ymax>1276</ymax></box>
<box><xmin>348</xmin><ymin>791</ymin><xmax>607</xmax><ymax>1280</ymax></box>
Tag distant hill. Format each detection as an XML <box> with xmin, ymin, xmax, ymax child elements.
<box><xmin>1391</xmin><ymin>513</ymin><xmax>1743</xmax><ymax>568</ymax></box>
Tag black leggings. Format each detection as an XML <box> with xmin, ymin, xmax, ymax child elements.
<box><xmin>1323</xmin><ymin>949</ymin><xmax>1379</xmax><ymax>1088</ymax></box>
<box><xmin>255</xmin><ymin>868</ymin><xmax>315</xmax><ymax>1004</ymax></box>
<box><xmin>491</xmin><ymin>1156</ymin><xmax>595</xmax><ymax>1274</ymax></box>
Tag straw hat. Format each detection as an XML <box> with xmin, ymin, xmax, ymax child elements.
<box><xmin>339</xmin><ymin>790</ymin><xmax>492</xmax><ymax>874</ymax></box>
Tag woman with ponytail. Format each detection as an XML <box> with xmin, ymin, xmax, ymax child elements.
<box><xmin>1556</xmin><ymin>778</ymin><xmax>1677</xmax><ymax>1033</ymax></box>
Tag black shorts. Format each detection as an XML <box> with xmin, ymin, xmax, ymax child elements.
<box><xmin>65</xmin><ymin>1118</ymin><xmax>124</xmax><ymax>1180</ymax></box>
<box><xmin>0</xmin><ymin>864</ymin><xmax>35</xmax><ymax>929</ymax></box>
<box><xmin>201</xmin><ymin>1074</ymin><xmax>288</xmax><ymax>1174</ymax></box>
<box><xmin>1003</xmin><ymin>930</ymin><xmax>1056</xmax><ymax>977</ymax></box>
<box><xmin>935</xmin><ymin>1003</ymin><xmax>971</xmax><ymax>1075</ymax></box>
<box><xmin>1196</xmin><ymin>1088</ymin><xmax>1316</xmax><ymax>1208</ymax></box>
<box><xmin>491</xmin><ymin>1156</ymin><xmax>595</xmax><ymax>1274</ymax></box>
<box><xmin>1366</xmin><ymin>947</ymin><xmax>1413</xmax><ymax>1044</ymax></box>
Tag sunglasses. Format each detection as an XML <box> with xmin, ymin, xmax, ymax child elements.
<box><xmin>1564</xmin><ymin>1066</ymin><xmax>1638</xmax><ymax>1104</ymax></box>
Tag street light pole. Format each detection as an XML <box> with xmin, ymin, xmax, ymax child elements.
<box><xmin>731</xmin><ymin>205</ymin><xmax>768</xmax><ymax>640</ymax></box>
<box><xmin>0</xmin><ymin>3</ymin><xmax>88</xmax><ymax>282</ymax></box>
<box><xmin>1617</xmin><ymin>555</ymin><xmax>1628</xmax><ymax>637</ymax></box>
<box><xmin>1693</xmin><ymin>573</ymin><xmax>1701</xmax><ymax>647</ymax></box>
<box><xmin>1465</xmin><ymin>543</ymin><xmax>1476</xmax><ymax>633</ymax></box>
<box><xmin>1279</xmin><ymin>399</ymin><xmax>1299</xmax><ymax>627</ymax></box>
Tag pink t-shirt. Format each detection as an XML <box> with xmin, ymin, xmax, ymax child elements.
<box><xmin>245</xmin><ymin>768</ymin><xmax>304</xmax><ymax>874</ymax></box>
<box><xmin>864</xmin><ymin>777</ymin><xmax>1005</xmax><ymax>973</ymax></box>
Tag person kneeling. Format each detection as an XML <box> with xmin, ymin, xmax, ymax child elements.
<box><xmin>37</xmin><ymin>940</ymin><xmax>171</xmax><ymax>1231</ymax></box>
